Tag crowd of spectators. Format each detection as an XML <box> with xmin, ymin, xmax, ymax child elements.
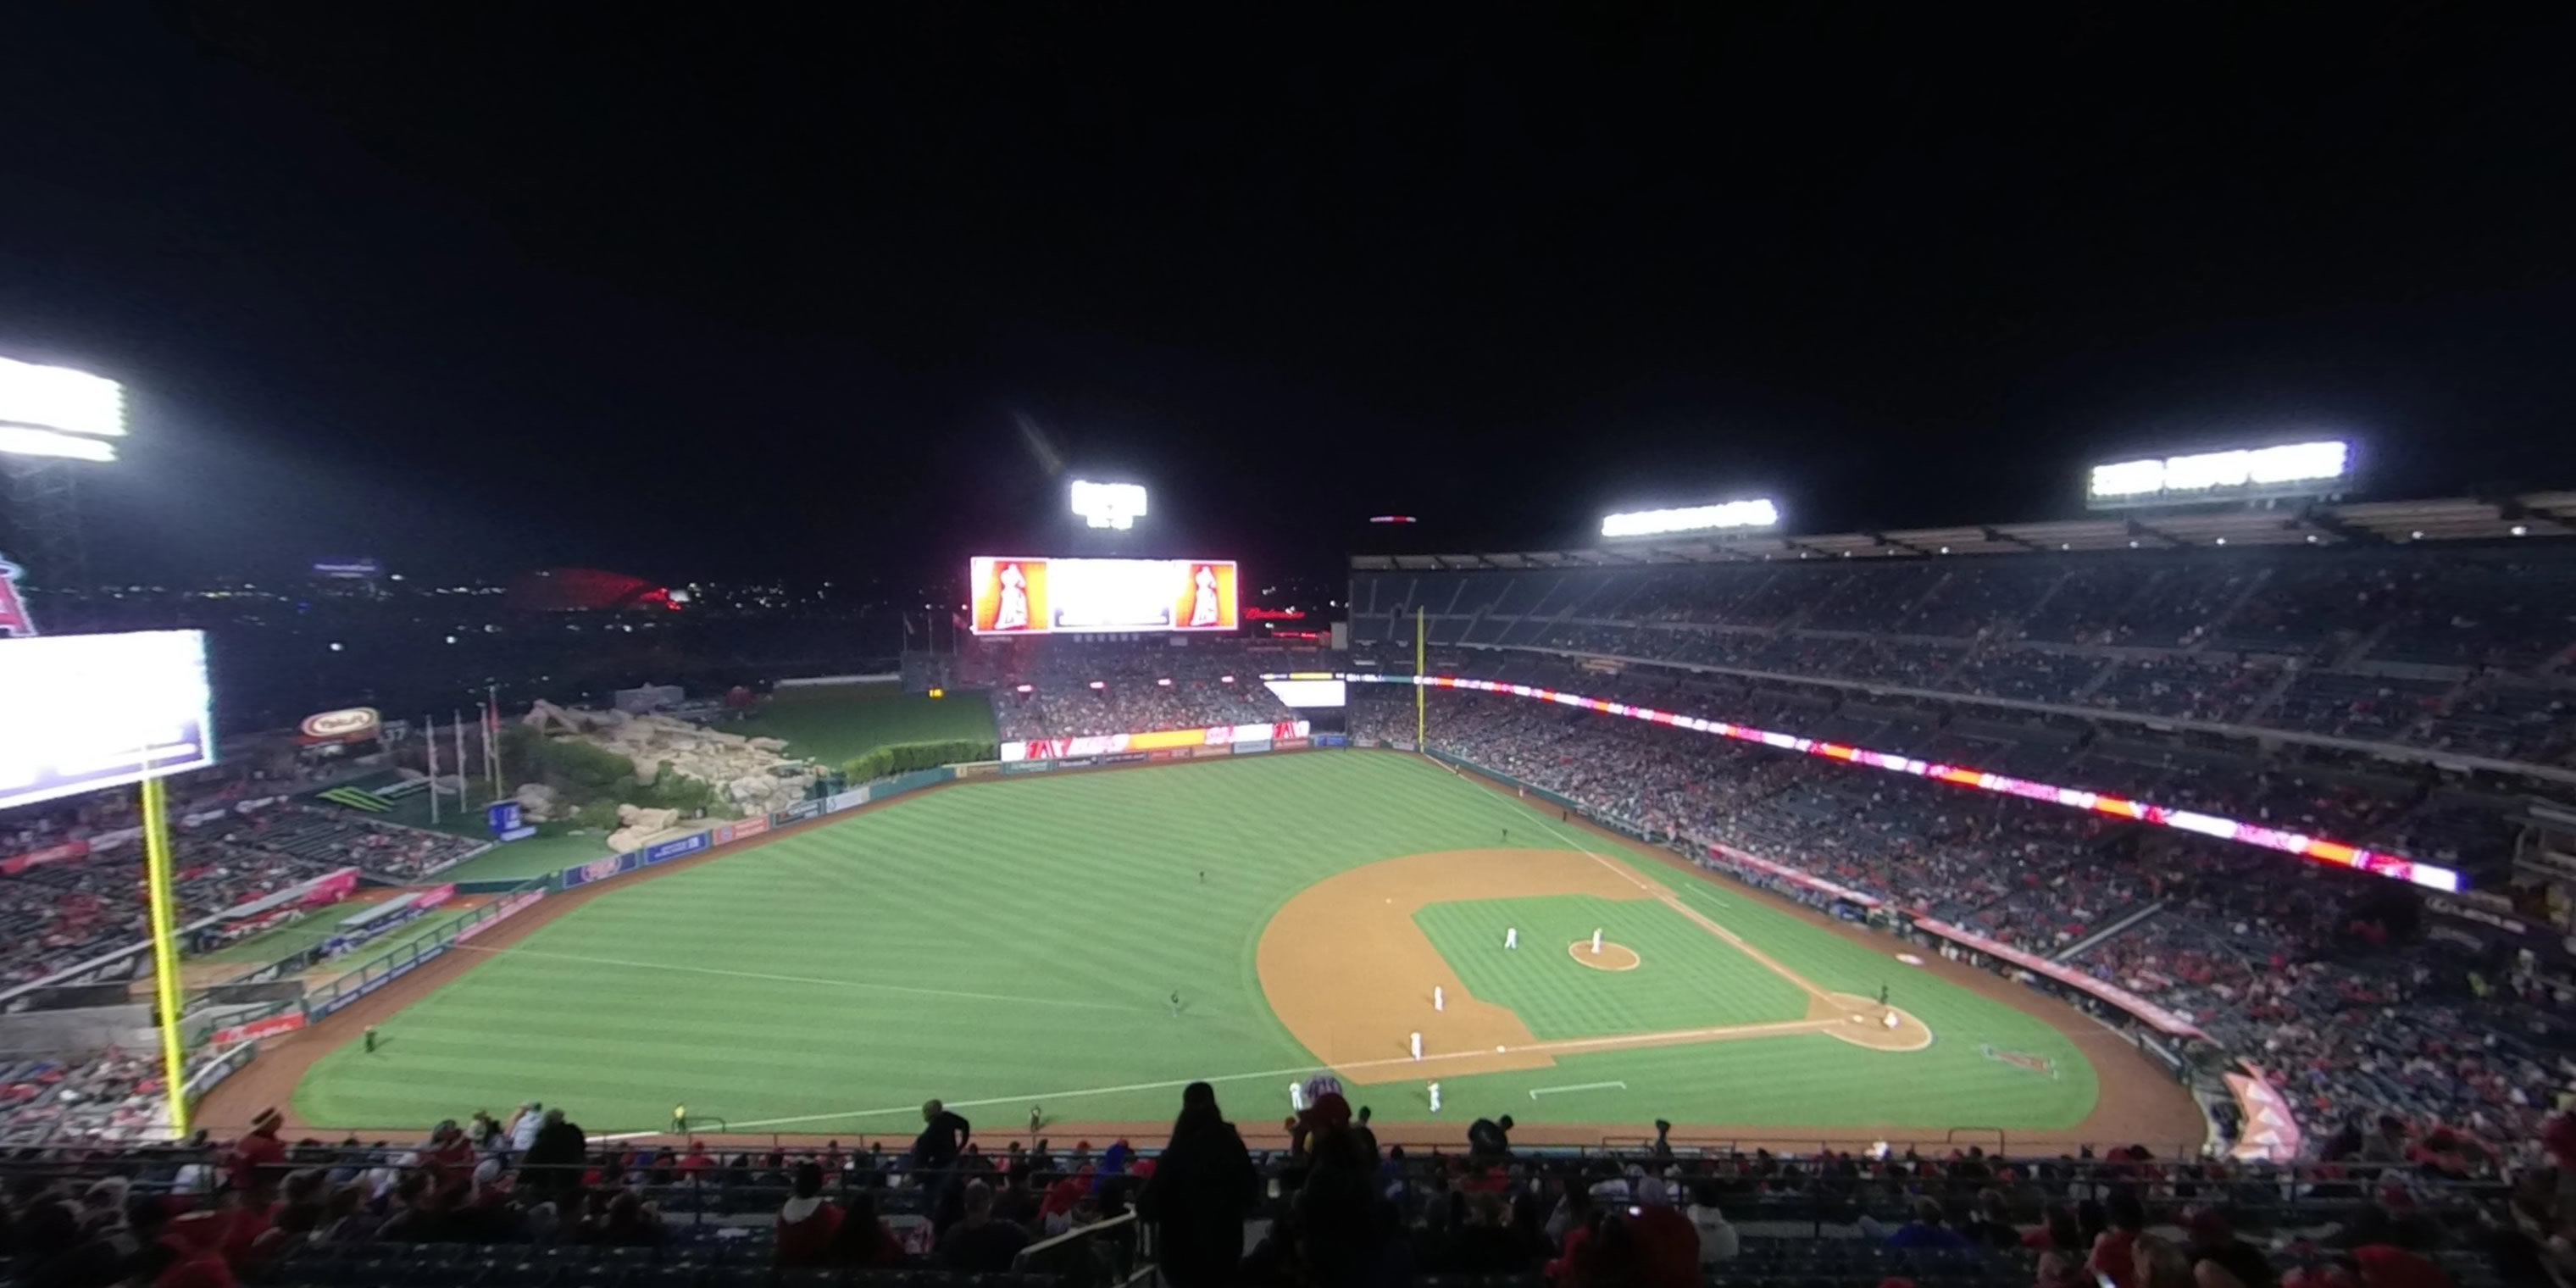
<box><xmin>0</xmin><ymin>802</ymin><xmax>480</xmax><ymax>992</ymax></box>
<box><xmin>1354</xmin><ymin>546</ymin><xmax>2576</xmax><ymax>769</ymax></box>
<box><xmin>961</xmin><ymin>638</ymin><xmax>1312</xmax><ymax>740</ymax></box>
<box><xmin>1350</xmin><ymin>681</ymin><xmax>2573</xmax><ymax>1157</ymax></box>
<box><xmin>0</xmin><ymin>1077</ymin><xmax>2546</xmax><ymax>1288</ymax></box>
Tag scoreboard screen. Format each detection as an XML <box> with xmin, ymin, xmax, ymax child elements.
<box><xmin>0</xmin><ymin>630</ymin><xmax>215</xmax><ymax>810</ymax></box>
<box><xmin>968</xmin><ymin>557</ymin><xmax>1239</xmax><ymax>636</ymax></box>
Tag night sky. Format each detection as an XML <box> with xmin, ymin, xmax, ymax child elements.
<box><xmin>6</xmin><ymin>6</ymin><xmax>2574</xmax><ymax>591</ymax></box>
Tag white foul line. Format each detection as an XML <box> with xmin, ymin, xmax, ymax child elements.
<box><xmin>447</xmin><ymin>943</ymin><xmax>1146</xmax><ymax>1013</ymax></box>
<box><xmin>596</xmin><ymin>1015</ymin><xmax>1846</xmax><ymax>1139</ymax></box>
<box><xmin>1530</xmin><ymin>1080</ymin><xmax>1628</xmax><ymax>1099</ymax></box>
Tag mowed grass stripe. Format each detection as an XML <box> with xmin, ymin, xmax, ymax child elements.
<box><xmin>293</xmin><ymin>752</ymin><xmax>2101</xmax><ymax>1134</ymax></box>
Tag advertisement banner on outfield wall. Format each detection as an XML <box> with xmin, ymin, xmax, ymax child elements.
<box><xmin>1002</xmin><ymin>761</ymin><xmax>1055</xmax><ymax>776</ymax></box>
<box><xmin>1000</xmin><ymin>719</ymin><xmax>1310</xmax><ymax>763</ymax></box>
<box><xmin>953</xmin><ymin>762</ymin><xmax>1000</xmax><ymax>780</ymax></box>
<box><xmin>561</xmin><ymin>852</ymin><xmax>639</xmax><ymax>890</ymax></box>
<box><xmin>1103</xmin><ymin>752</ymin><xmax>1149</xmax><ymax>765</ymax></box>
<box><xmin>1315</xmin><ymin>734</ymin><xmax>1350</xmax><ymax>748</ymax></box>
<box><xmin>209</xmin><ymin>1012</ymin><xmax>306</xmax><ymax>1047</ymax></box>
<box><xmin>824</xmin><ymin>790</ymin><xmax>868</xmax><ymax>813</ymax></box>
<box><xmin>643</xmin><ymin>832</ymin><xmax>712</xmax><ymax>867</ymax></box>
<box><xmin>734</xmin><ymin>815</ymin><xmax>772</xmax><ymax>839</ymax></box>
<box><xmin>1235</xmin><ymin>740</ymin><xmax>1273</xmax><ymax>756</ymax></box>
<box><xmin>1276</xmin><ymin>738</ymin><xmax>1308</xmax><ymax>751</ymax></box>
<box><xmin>772</xmin><ymin>800</ymin><xmax>823</xmax><ymax>826</ymax></box>
<box><xmin>1057</xmin><ymin>757</ymin><xmax>1097</xmax><ymax>769</ymax></box>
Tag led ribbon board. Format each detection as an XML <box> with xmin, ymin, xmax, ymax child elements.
<box><xmin>1350</xmin><ymin>671</ymin><xmax>2461</xmax><ymax>891</ymax></box>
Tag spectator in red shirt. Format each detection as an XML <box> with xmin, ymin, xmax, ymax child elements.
<box><xmin>223</xmin><ymin>1111</ymin><xmax>286</xmax><ymax>1193</ymax></box>
<box><xmin>774</xmin><ymin>1162</ymin><xmax>841</xmax><ymax>1268</ymax></box>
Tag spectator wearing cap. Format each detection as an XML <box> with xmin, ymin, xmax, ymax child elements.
<box><xmin>224</xmin><ymin>1109</ymin><xmax>286</xmax><ymax>1193</ymax></box>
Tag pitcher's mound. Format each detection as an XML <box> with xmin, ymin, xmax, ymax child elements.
<box><xmin>1568</xmin><ymin>941</ymin><xmax>1641</xmax><ymax>972</ymax></box>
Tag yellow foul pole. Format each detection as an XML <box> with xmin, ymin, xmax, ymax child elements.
<box><xmin>1414</xmin><ymin>606</ymin><xmax>1425</xmax><ymax>747</ymax></box>
<box><xmin>141</xmin><ymin>775</ymin><xmax>189</xmax><ymax>1137</ymax></box>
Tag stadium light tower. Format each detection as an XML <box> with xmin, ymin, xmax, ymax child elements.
<box><xmin>1070</xmin><ymin>479</ymin><xmax>1147</xmax><ymax>530</ymax></box>
<box><xmin>0</xmin><ymin>356</ymin><xmax>129</xmax><ymax>623</ymax></box>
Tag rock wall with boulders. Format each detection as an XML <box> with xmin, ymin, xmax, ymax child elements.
<box><xmin>515</xmin><ymin>700</ymin><xmax>819</xmax><ymax>852</ymax></box>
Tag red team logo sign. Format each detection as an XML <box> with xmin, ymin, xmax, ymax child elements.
<box><xmin>0</xmin><ymin>555</ymin><xmax>35</xmax><ymax>638</ymax></box>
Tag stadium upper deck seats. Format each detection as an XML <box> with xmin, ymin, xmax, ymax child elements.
<box><xmin>1350</xmin><ymin>544</ymin><xmax>2576</xmax><ymax>772</ymax></box>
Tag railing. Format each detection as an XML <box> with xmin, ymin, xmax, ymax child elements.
<box><xmin>294</xmin><ymin>875</ymin><xmax>549</xmax><ymax>1024</ymax></box>
<box><xmin>1018</xmin><ymin>1209</ymin><xmax>1137</xmax><ymax>1287</ymax></box>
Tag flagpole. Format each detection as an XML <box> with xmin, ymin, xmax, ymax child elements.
<box><xmin>425</xmin><ymin>713</ymin><xmax>441</xmax><ymax>826</ymax></box>
<box><xmin>485</xmin><ymin>686</ymin><xmax>501</xmax><ymax>797</ymax></box>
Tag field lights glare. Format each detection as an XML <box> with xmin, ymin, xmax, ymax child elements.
<box><xmin>0</xmin><ymin>356</ymin><xmax>126</xmax><ymax>441</ymax></box>
<box><xmin>2089</xmin><ymin>441</ymin><xmax>2350</xmax><ymax>502</ymax></box>
<box><xmin>1601</xmin><ymin>498</ymin><xmax>1780</xmax><ymax>538</ymax></box>
<box><xmin>1070</xmin><ymin>479</ymin><xmax>1148</xmax><ymax>530</ymax></box>
<box><xmin>0</xmin><ymin>425</ymin><xmax>117</xmax><ymax>462</ymax></box>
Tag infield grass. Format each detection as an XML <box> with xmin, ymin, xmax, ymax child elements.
<box><xmin>291</xmin><ymin>752</ymin><xmax>2099</xmax><ymax>1136</ymax></box>
<box><xmin>1415</xmin><ymin>896</ymin><xmax>1805</xmax><ymax>1036</ymax></box>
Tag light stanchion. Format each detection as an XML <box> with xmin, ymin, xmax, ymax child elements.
<box><xmin>141</xmin><ymin>774</ymin><xmax>188</xmax><ymax>1137</ymax></box>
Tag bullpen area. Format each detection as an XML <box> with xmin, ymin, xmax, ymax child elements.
<box><xmin>205</xmin><ymin>752</ymin><xmax>2199</xmax><ymax>1150</ymax></box>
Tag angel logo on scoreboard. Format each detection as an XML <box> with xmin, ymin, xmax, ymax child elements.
<box><xmin>1188</xmin><ymin>564</ymin><xmax>1222</xmax><ymax>628</ymax></box>
<box><xmin>994</xmin><ymin>562</ymin><xmax>1032</xmax><ymax>630</ymax></box>
<box><xmin>0</xmin><ymin>554</ymin><xmax>36</xmax><ymax>638</ymax></box>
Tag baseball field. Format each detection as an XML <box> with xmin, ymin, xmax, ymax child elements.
<box><xmin>207</xmin><ymin>751</ymin><xmax>2200</xmax><ymax>1150</ymax></box>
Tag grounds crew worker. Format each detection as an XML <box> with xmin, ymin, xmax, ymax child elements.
<box><xmin>671</xmin><ymin>1102</ymin><xmax>687</xmax><ymax>1135</ymax></box>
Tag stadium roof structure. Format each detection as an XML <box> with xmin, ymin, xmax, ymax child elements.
<box><xmin>1350</xmin><ymin>493</ymin><xmax>2576</xmax><ymax>569</ymax></box>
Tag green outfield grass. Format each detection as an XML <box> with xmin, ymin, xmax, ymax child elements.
<box><xmin>728</xmin><ymin>683</ymin><xmax>999</xmax><ymax>766</ymax></box>
<box><xmin>1416</xmin><ymin>896</ymin><xmax>1807</xmax><ymax>1036</ymax></box>
<box><xmin>291</xmin><ymin>752</ymin><xmax>2099</xmax><ymax>1136</ymax></box>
